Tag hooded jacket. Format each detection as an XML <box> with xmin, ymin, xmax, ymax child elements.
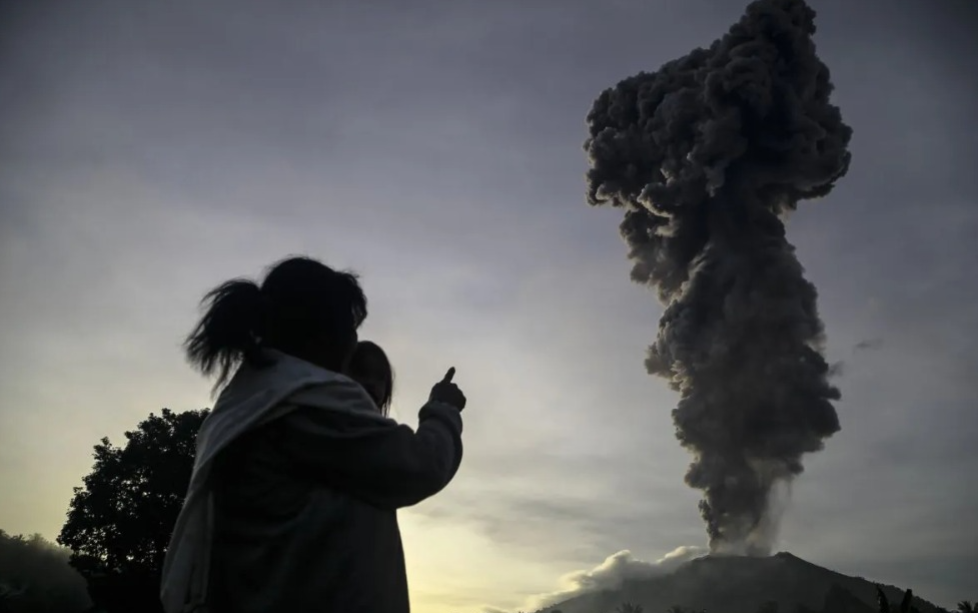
<box><xmin>160</xmin><ymin>349</ymin><xmax>463</xmax><ymax>613</ymax></box>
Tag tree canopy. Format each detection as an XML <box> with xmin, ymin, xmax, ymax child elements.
<box><xmin>57</xmin><ymin>408</ymin><xmax>208</xmax><ymax>580</ymax></box>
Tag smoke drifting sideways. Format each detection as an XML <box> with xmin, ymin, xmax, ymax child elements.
<box><xmin>526</xmin><ymin>546</ymin><xmax>708</xmax><ymax>611</ymax></box>
<box><xmin>584</xmin><ymin>0</ymin><xmax>851</xmax><ymax>555</ymax></box>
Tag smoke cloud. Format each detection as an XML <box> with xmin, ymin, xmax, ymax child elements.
<box><xmin>584</xmin><ymin>0</ymin><xmax>851</xmax><ymax>554</ymax></box>
<box><xmin>526</xmin><ymin>546</ymin><xmax>708</xmax><ymax>611</ymax></box>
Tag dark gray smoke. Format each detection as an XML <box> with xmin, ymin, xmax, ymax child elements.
<box><xmin>584</xmin><ymin>0</ymin><xmax>851</xmax><ymax>555</ymax></box>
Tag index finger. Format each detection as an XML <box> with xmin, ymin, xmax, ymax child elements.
<box><xmin>442</xmin><ymin>367</ymin><xmax>456</xmax><ymax>383</ymax></box>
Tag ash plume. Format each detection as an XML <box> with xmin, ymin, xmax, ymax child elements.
<box><xmin>584</xmin><ymin>0</ymin><xmax>851</xmax><ymax>555</ymax></box>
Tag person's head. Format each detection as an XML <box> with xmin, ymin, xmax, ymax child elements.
<box><xmin>347</xmin><ymin>340</ymin><xmax>395</xmax><ymax>416</ymax></box>
<box><xmin>184</xmin><ymin>256</ymin><xmax>368</xmax><ymax>390</ymax></box>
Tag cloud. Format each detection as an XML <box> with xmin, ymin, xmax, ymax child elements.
<box><xmin>524</xmin><ymin>545</ymin><xmax>708</xmax><ymax>611</ymax></box>
<box><xmin>853</xmin><ymin>338</ymin><xmax>883</xmax><ymax>351</ymax></box>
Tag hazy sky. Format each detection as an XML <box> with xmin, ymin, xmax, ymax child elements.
<box><xmin>1</xmin><ymin>1</ymin><xmax>976</xmax><ymax>611</ymax></box>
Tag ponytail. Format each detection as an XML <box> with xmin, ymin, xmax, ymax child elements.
<box><xmin>186</xmin><ymin>256</ymin><xmax>369</xmax><ymax>390</ymax></box>
<box><xmin>184</xmin><ymin>278</ymin><xmax>265</xmax><ymax>391</ymax></box>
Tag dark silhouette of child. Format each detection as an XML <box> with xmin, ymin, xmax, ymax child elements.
<box><xmin>347</xmin><ymin>340</ymin><xmax>396</xmax><ymax>416</ymax></box>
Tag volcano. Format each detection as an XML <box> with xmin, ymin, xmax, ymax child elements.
<box><xmin>536</xmin><ymin>552</ymin><xmax>948</xmax><ymax>613</ymax></box>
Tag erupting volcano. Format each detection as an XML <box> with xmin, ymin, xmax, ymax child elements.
<box><xmin>583</xmin><ymin>0</ymin><xmax>852</xmax><ymax>555</ymax></box>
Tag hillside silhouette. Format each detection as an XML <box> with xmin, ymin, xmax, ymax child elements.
<box><xmin>0</xmin><ymin>531</ymin><xmax>91</xmax><ymax>613</ymax></box>
<box><xmin>536</xmin><ymin>552</ymin><xmax>948</xmax><ymax>613</ymax></box>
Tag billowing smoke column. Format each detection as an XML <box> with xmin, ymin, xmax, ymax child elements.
<box><xmin>584</xmin><ymin>0</ymin><xmax>851</xmax><ymax>555</ymax></box>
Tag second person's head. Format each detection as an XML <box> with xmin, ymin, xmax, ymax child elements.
<box><xmin>347</xmin><ymin>340</ymin><xmax>395</xmax><ymax>416</ymax></box>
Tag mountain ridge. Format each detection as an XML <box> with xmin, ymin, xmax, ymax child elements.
<box><xmin>535</xmin><ymin>552</ymin><xmax>949</xmax><ymax>613</ymax></box>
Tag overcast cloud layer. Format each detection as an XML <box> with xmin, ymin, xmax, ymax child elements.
<box><xmin>1</xmin><ymin>1</ymin><xmax>976</xmax><ymax>611</ymax></box>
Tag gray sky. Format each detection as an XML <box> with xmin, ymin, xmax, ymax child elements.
<box><xmin>1</xmin><ymin>1</ymin><xmax>976</xmax><ymax>611</ymax></box>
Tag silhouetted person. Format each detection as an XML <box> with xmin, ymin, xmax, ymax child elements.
<box><xmin>160</xmin><ymin>256</ymin><xmax>466</xmax><ymax>613</ymax></box>
<box><xmin>347</xmin><ymin>340</ymin><xmax>396</xmax><ymax>416</ymax></box>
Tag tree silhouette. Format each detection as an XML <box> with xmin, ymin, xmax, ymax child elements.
<box><xmin>877</xmin><ymin>587</ymin><xmax>922</xmax><ymax>613</ymax></box>
<box><xmin>957</xmin><ymin>602</ymin><xmax>975</xmax><ymax>613</ymax></box>
<box><xmin>57</xmin><ymin>408</ymin><xmax>208</xmax><ymax>613</ymax></box>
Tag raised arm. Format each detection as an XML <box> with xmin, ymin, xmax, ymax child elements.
<box><xmin>275</xmin><ymin>377</ymin><xmax>463</xmax><ymax>509</ymax></box>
